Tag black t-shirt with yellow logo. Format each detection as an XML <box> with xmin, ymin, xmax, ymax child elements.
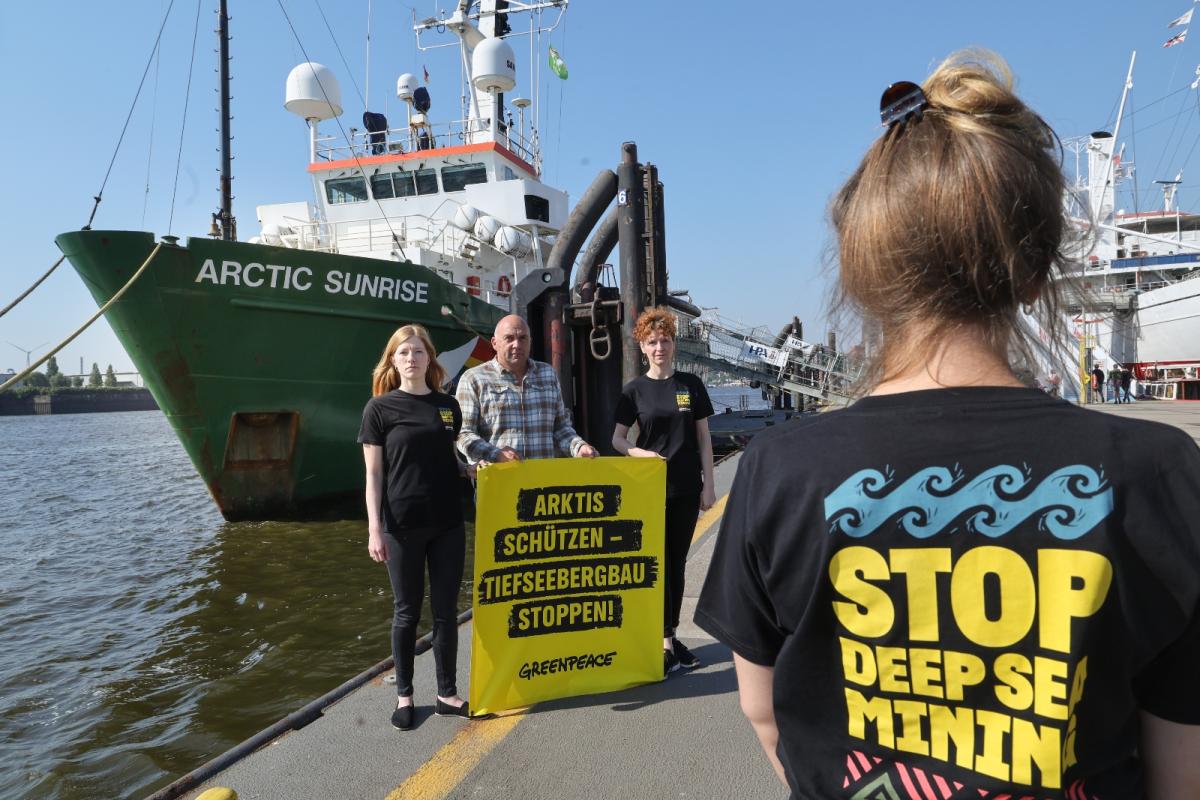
<box><xmin>696</xmin><ymin>387</ymin><xmax>1200</xmax><ymax>799</ymax></box>
<box><xmin>358</xmin><ymin>389</ymin><xmax>463</xmax><ymax>533</ymax></box>
<box><xmin>615</xmin><ymin>371</ymin><xmax>714</xmax><ymax>497</ymax></box>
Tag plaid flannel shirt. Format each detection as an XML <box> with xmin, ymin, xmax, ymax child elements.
<box><xmin>455</xmin><ymin>358</ymin><xmax>585</xmax><ymax>462</ymax></box>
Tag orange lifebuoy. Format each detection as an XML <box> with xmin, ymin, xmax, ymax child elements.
<box><xmin>497</xmin><ymin>274</ymin><xmax>512</xmax><ymax>296</ymax></box>
<box><xmin>466</xmin><ymin>274</ymin><xmax>481</xmax><ymax>297</ymax></box>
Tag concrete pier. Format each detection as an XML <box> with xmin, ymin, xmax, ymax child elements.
<box><xmin>1088</xmin><ymin>398</ymin><xmax>1200</xmax><ymax>445</ymax></box>
<box><xmin>186</xmin><ymin>451</ymin><xmax>784</xmax><ymax>800</ymax></box>
<box><xmin>184</xmin><ymin>399</ymin><xmax>1200</xmax><ymax>800</ymax></box>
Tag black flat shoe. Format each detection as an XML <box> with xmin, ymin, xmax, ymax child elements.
<box><xmin>391</xmin><ymin>703</ymin><xmax>414</xmax><ymax>730</ymax></box>
<box><xmin>435</xmin><ymin>698</ymin><xmax>470</xmax><ymax>718</ymax></box>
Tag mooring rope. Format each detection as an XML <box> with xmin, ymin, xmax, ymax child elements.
<box><xmin>0</xmin><ymin>256</ymin><xmax>66</xmax><ymax>320</ymax></box>
<box><xmin>0</xmin><ymin>243</ymin><xmax>164</xmax><ymax>393</ymax></box>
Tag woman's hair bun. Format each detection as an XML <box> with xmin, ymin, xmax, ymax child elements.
<box><xmin>831</xmin><ymin>48</ymin><xmax>1066</xmax><ymax>389</ymax></box>
<box><xmin>923</xmin><ymin>49</ymin><xmax>1021</xmax><ymax>118</ymax></box>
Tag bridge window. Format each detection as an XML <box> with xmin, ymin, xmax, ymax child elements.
<box><xmin>368</xmin><ymin>170</ymin><xmax>436</xmax><ymax>198</ymax></box>
<box><xmin>370</xmin><ymin>174</ymin><xmax>394</xmax><ymax>199</ymax></box>
<box><xmin>524</xmin><ymin>194</ymin><xmax>550</xmax><ymax>223</ymax></box>
<box><xmin>325</xmin><ymin>177</ymin><xmax>367</xmax><ymax>204</ymax></box>
<box><xmin>441</xmin><ymin>163</ymin><xmax>488</xmax><ymax>192</ymax></box>
<box><xmin>415</xmin><ymin>168</ymin><xmax>439</xmax><ymax>195</ymax></box>
<box><xmin>371</xmin><ymin>172</ymin><xmax>417</xmax><ymax>199</ymax></box>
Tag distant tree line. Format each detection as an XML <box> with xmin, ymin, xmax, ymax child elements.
<box><xmin>3</xmin><ymin>357</ymin><xmax>137</xmax><ymax>396</ymax></box>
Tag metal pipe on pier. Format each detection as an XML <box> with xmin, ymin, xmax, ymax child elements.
<box><xmin>573</xmin><ymin>207</ymin><xmax>618</xmax><ymax>295</ymax></box>
<box><xmin>544</xmin><ymin>169</ymin><xmax>618</xmax><ymax>407</ymax></box>
<box><xmin>664</xmin><ymin>295</ymin><xmax>702</xmax><ymax>318</ymax></box>
<box><xmin>542</xmin><ymin>290</ymin><xmax>568</xmax><ymax>403</ymax></box>
<box><xmin>547</xmin><ymin>170</ymin><xmax>618</xmax><ymax>286</ymax></box>
<box><xmin>617</xmin><ymin>142</ymin><xmax>646</xmax><ymax>385</ymax></box>
<box><xmin>645</xmin><ymin>165</ymin><xmax>668</xmax><ymax>308</ymax></box>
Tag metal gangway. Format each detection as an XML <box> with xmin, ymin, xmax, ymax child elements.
<box><xmin>674</xmin><ymin>314</ymin><xmax>863</xmax><ymax>406</ymax></box>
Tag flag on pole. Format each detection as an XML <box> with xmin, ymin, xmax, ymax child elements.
<box><xmin>1165</xmin><ymin>30</ymin><xmax>1188</xmax><ymax>47</ymax></box>
<box><xmin>1191</xmin><ymin>65</ymin><xmax>1200</xmax><ymax>89</ymax></box>
<box><xmin>423</xmin><ymin>65</ymin><xmax>430</xmax><ymax>84</ymax></box>
<box><xmin>548</xmin><ymin>46</ymin><xmax>568</xmax><ymax>80</ymax></box>
<box><xmin>1169</xmin><ymin>8</ymin><xmax>1194</xmax><ymax>28</ymax></box>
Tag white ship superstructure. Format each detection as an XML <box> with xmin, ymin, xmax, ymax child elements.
<box><xmin>254</xmin><ymin>0</ymin><xmax>568</xmax><ymax>308</ymax></box>
<box><xmin>1061</xmin><ymin>118</ymin><xmax>1200</xmax><ymax>398</ymax></box>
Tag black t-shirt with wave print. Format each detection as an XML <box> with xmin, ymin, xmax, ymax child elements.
<box><xmin>696</xmin><ymin>387</ymin><xmax>1200</xmax><ymax>800</ymax></box>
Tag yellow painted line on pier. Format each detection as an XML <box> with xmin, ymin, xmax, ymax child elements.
<box><xmin>387</xmin><ymin>491</ymin><xmax>731</xmax><ymax>800</ymax></box>
<box><xmin>692</xmin><ymin>493</ymin><xmax>728</xmax><ymax>543</ymax></box>
<box><xmin>384</xmin><ymin>708</ymin><xmax>526</xmax><ymax>800</ymax></box>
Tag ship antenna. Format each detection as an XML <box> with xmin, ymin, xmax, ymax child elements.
<box><xmin>216</xmin><ymin>0</ymin><xmax>237</xmax><ymax>240</ymax></box>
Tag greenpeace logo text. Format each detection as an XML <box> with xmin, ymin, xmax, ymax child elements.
<box><xmin>518</xmin><ymin>651</ymin><xmax>617</xmax><ymax>680</ymax></box>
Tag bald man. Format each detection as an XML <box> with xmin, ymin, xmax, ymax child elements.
<box><xmin>456</xmin><ymin>315</ymin><xmax>598</xmax><ymax>463</ymax></box>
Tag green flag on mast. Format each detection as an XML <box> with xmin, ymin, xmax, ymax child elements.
<box><xmin>549</xmin><ymin>46</ymin><xmax>568</xmax><ymax>80</ymax></box>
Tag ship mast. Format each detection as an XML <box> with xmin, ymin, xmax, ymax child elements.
<box><xmin>1092</xmin><ymin>52</ymin><xmax>1136</xmax><ymax>231</ymax></box>
<box><xmin>216</xmin><ymin>0</ymin><xmax>237</xmax><ymax>240</ymax></box>
<box><xmin>413</xmin><ymin>0</ymin><xmax>566</xmax><ymax>165</ymax></box>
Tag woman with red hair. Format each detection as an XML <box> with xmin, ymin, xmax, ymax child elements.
<box><xmin>613</xmin><ymin>307</ymin><xmax>716</xmax><ymax>675</ymax></box>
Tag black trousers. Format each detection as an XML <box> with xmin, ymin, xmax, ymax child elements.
<box><xmin>663</xmin><ymin>493</ymin><xmax>701</xmax><ymax>637</ymax></box>
<box><xmin>385</xmin><ymin>522</ymin><xmax>465</xmax><ymax>698</ymax></box>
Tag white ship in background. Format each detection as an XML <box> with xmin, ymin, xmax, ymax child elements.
<box><xmin>1060</xmin><ymin>52</ymin><xmax>1200</xmax><ymax>401</ymax></box>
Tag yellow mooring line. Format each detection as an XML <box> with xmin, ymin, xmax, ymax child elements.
<box><xmin>384</xmin><ymin>490</ymin><xmax>730</xmax><ymax>800</ymax></box>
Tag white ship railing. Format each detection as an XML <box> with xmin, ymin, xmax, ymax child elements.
<box><xmin>271</xmin><ymin>207</ymin><xmax>534</xmax><ymax>267</ymax></box>
<box><xmin>274</xmin><ymin>214</ymin><xmax>518</xmax><ymax>311</ymax></box>
<box><xmin>1060</xmin><ymin>271</ymin><xmax>1200</xmax><ymax>310</ymax></box>
<box><xmin>1059</xmin><ymin>284</ymin><xmax>1137</xmax><ymax>311</ymax></box>
<box><xmin>282</xmin><ymin>214</ymin><xmax>473</xmax><ymax>258</ymax></box>
<box><xmin>315</xmin><ymin>118</ymin><xmax>538</xmax><ymax>168</ymax></box>
<box><xmin>1141</xmin><ymin>382</ymin><xmax>1179</xmax><ymax>400</ymax></box>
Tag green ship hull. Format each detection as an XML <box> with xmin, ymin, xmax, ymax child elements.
<box><xmin>55</xmin><ymin>230</ymin><xmax>505</xmax><ymax>520</ymax></box>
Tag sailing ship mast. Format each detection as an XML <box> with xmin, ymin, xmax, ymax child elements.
<box><xmin>215</xmin><ymin>0</ymin><xmax>237</xmax><ymax>240</ymax></box>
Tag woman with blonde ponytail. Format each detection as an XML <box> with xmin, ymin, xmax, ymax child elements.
<box><xmin>358</xmin><ymin>324</ymin><xmax>469</xmax><ymax>729</ymax></box>
<box><xmin>697</xmin><ymin>50</ymin><xmax>1200</xmax><ymax>798</ymax></box>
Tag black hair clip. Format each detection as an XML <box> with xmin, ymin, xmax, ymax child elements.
<box><xmin>880</xmin><ymin>81</ymin><xmax>929</xmax><ymax>128</ymax></box>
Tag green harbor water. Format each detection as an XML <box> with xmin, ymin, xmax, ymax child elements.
<box><xmin>0</xmin><ymin>387</ymin><xmax>760</xmax><ymax>799</ymax></box>
<box><xmin>0</xmin><ymin>410</ymin><xmax>474</xmax><ymax>800</ymax></box>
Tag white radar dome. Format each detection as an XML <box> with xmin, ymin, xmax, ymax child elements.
<box><xmin>285</xmin><ymin>62</ymin><xmax>343</xmax><ymax>121</ymax></box>
<box><xmin>471</xmin><ymin>38</ymin><xmax>516</xmax><ymax>93</ymax></box>
<box><xmin>494</xmin><ymin>226</ymin><xmax>533</xmax><ymax>258</ymax></box>
<box><xmin>396</xmin><ymin>73</ymin><xmax>419</xmax><ymax>102</ymax></box>
<box><xmin>453</xmin><ymin>204</ymin><xmax>482</xmax><ymax>232</ymax></box>
<box><xmin>473</xmin><ymin>215</ymin><xmax>502</xmax><ymax>243</ymax></box>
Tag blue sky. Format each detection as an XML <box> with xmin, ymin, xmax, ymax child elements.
<box><xmin>2</xmin><ymin>0</ymin><xmax>1199</xmax><ymax>374</ymax></box>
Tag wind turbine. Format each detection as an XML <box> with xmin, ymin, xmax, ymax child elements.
<box><xmin>7</xmin><ymin>341</ymin><xmax>51</xmax><ymax>367</ymax></box>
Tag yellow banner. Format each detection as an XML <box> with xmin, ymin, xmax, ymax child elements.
<box><xmin>469</xmin><ymin>457</ymin><xmax>666</xmax><ymax>715</ymax></box>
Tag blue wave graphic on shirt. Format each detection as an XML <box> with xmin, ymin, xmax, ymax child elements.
<box><xmin>824</xmin><ymin>464</ymin><xmax>1113</xmax><ymax>539</ymax></box>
